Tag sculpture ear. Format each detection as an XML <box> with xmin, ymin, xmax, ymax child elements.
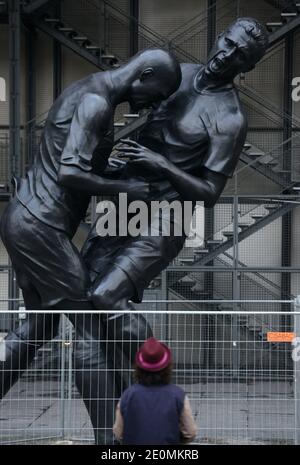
<box><xmin>140</xmin><ymin>68</ymin><xmax>154</xmax><ymax>81</ymax></box>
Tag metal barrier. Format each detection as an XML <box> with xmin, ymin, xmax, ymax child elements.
<box><xmin>0</xmin><ymin>301</ymin><xmax>300</xmax><ymax>444</ymax></box>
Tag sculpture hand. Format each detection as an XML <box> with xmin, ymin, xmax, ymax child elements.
<box><xmin>116</xmin><ymin>139</ymin><xmax>169</xmax><ymax>172</ymax></box>
<box><xmin>126</xmin><ymin>178</ymin><xmax>152</xmax><ymax>201</ymax></box>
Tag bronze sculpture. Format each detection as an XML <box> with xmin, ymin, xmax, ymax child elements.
<box><xmin>0</xmin><ymin>48</ymin><xmax>181</xmax><ymax>444</ymax></box>
<box><xmin>0</xmin><ymin>18</ymin><xmax>268</xmax><ymax>444</ymax></box>
<box><xmin>81</xmin><ymin>16</ymin><xmax>268</xmax><ymax>442</ymax></box>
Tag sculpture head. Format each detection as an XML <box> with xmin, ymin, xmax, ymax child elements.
<box><xmin>205</xmin><ymin>17</ymin><xmax>268</xmax><ymax>83</ymax></box>
<box><xmin>126</xmin><ymin>48</ymin><xmax>182</xmax><ymax>111</ymax></box>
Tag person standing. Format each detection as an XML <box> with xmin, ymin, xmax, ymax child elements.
<box><xmin>113</xmin><ymin>337</ymin><xmax>197</xmax><ymax>445</ymax></box>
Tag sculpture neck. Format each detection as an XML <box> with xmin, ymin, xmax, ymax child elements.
<box><xmin>107</xmin><ymin>64</ymin><xmax>137</xmax><ymax>106</ymax></box>
<box><xmin>193</xmin><ymin>67</ymin><xmax>234</xmax><ymax>94</ymax></box>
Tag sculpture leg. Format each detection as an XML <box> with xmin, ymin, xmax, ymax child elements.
<box><xmin>53</xmin><ymin>299</ymin><xmax>117</xmax><ymax>445</ymax></box>
<box><xmin>0</xmin><ymin>282</ymin><xmax>60</xmax><ymax>399</ymax></box>
<box><xmin>90</xmin><ymin>265</ymin><xmax>153</xmax><ymax>396</ymax></box>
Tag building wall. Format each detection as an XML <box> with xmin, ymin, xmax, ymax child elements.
<box><xmin>0</xmin><ymin>0</ymin><xmax>298</xmax><ymax>309</ymax></box>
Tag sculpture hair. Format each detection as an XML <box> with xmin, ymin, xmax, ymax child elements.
<box><xmin>231</xmin><ymin>17</ymin><xmax>269</xmax><ymax>60</ymax></box>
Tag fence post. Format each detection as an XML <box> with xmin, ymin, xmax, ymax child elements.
<box><xmin>294</xmin><ymin>296</ymin><xmax>300</xmax><ymax>445</ymax></box>
<box><xmin>232</xmin><ymin>195</ymin><xmax>240</xmax><ymax>379</ymax></box>
<box><xmin>59</xmin><ymin>316</ymin><xmax>67</xmax><ymax>439</ymax></box>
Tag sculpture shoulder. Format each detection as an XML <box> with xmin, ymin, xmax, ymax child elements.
<box><xmin>179</xmin><ymin>62</ymin><xmax>203</xmax><ymax>88</ymax></box>
<box><xmin>206</xmin><ymin>90</ymin><xmax>247</xmax><ymax>137</ymax></box>
<box><xmin>78</xmin><ymin>93</ymin><xmax>112</xmax><ymax>120</ymax></box>
<box><xmin>180</xmin><ymin>62</ymin><xmax>203</xmax><ymax>74</ymax></box>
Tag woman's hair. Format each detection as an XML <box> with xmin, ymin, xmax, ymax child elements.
<box><xmin>134</xmin><ymin>362</ymin><xmax>173</xmax><ymax>386</ymax></box>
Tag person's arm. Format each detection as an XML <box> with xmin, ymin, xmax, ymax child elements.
<box><xmin>113</xmin><ymin>401</ymin><xmax>124</xmax><ymax>441</ymax></box>
<box><xmin>179</xmin><ymin>395</ymin><xmax>197</xmax><ymax>444</ymax></box>
<box><xmin>102</xmin><ymin>157</ymin><xmax>128</xmax><ymax>180</ymax></box>
<box><xmin>57</xmin><ymin>94</ymin><xmax>150</xmax><ymax>200</ymax></box>
<box><xmin>116</xmin><ymin>107</ymin><xmax>247</xmax><ymax>206</ymax></box>
<box><xmin>116</xmin><ymin>139</ymin><xmax>226</xmax><ymax>207</ymax></box>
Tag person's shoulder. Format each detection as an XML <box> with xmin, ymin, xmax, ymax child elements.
<box><xmin>120</xmin><ymin>384</ymin><xmax>137</xmax><ymax>405</ymax></box>
<box><xmin>180</xmin><ymin>63</ymin><xmax>203</xmax><ymax>81</ymax></box>
<box><xmin>169</xmin><ymin>383</ymin><xmax>186</xmax><ymax>397</ymax></box>
<box><xmin>121</xmin><ymin>383</ymin><xmax>141</xmax><ymax>397</ymax></box>
<box><xmin>213</xmin><ymin>90</ymin><xmax>247</xmax><ymax>135</ymax></box>
<box><xmin>78</xmin><ymin>92</ymin><xmax>112</xmax><ymax>122</ymax></box>
<box><xmin>180</xmin><ymin>62</ymin><xmax>203</xmax><ymax>72</ymax></box>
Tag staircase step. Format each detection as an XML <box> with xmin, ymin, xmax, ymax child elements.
<box><xmin>58</xmin><ymin>27</ymin><xmax>74</xmax><ymax>33</ymax></box>
<box><xmin>281</xmin><ymin>12</ymin><xmax>297</xmax><ymax>19</ymax></box>
<box><xmin>264</xmin><ymin>204</ymin><xmax>279</xmax><ymax>212</ymax></box>
<box><xmin>123</xmin><ymin>114</ymin><xmax>140</xmax><ymax>118</ymax></box>
<box><xmin>251</xmin><ymin>214</ymin><xmax>265</xmax><ymax>221</ymax></box>
<box><xmin>114</xmin><ymin>122</ymin><xmax>126</xmax><ymax>127</ymax></box>
<box><xmin>178</xmin><ymin>257</ymin><xmax>195</xmax><ymax>264</ymax></box>
<box><xmin>243</xmin><ymin>143</ymin><xmax>251</xmax><ymax>151</ymax></box>
<box><xmin>264</xmin><ymin>162</ymin><xmax>280</xmax><ymax>168</ymax></box>
<box><xmin>266</xmin><ymin>22</ymin><xmax>283</xmax><ymax>28</ymax></box>
<box><xmin>102</xmin><ymin>54</ymin><xmax>117</xmax><ymax>59</ymax></box>
<box><xmin>238</xmin><ymin>223</ymin><xmax>250</xmax><ymax>230</ymax></box>
<box><xmin>248</xmin><ymin>152</ymin><xmax>263</xmax><ymax>157</ymax></box>
<box><xmin>246</xmin><ymin>326</ymin><xmax>262</xmax><ymax>332</ymax></box>
<box><xmin>194</xmin><ymin>248</ymin><xmax>209</xmax><ymax>254</ymax></box>
<box><xmin>44</xmin><ymin>18</ymin><xmax>61</xmax><ymax>23</ymax></box>
<box><xmin>85</xmin><ymin>45</ymin><xmax>100</xmax><ymax>51</ymax></box>
<box><xmin>206</xmin><ymin>239</ymin><xmax>223</xmax><ymax>245</ymax></box>
<box><xmin>180</xmin><ymin>276</ymin><xmax>196</xmax><ymax>283</ymax></box>
<box><xmin>73</xmin><ymin>36</ymin><xmax>88</xmax><ymax>41</ymax></box>
<box><xmin>222</xmin><ymin>231</ymin><xmax>234</xmax><ymax>238</ymax></box>
<box><xmin>191</xmin><ymin>289</ymin><xmax>210</xmax><ymax>296</ymax></box>
<box><xmin>272</xmin><ymin>169</ymin><xmax>290</xmax><ymax>174</ymax></box>
<box><xmin>149</xmin><ymin>278</ymin><xmax>161</xmax><ymax>289</ymax></box>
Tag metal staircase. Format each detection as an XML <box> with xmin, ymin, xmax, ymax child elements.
<box><xmin>167</xmin><ymin>286</ymin><xmax>287</xmax><ymax>365</ymax></box>
<box><xmin>266</xmin><ymin>0</ymin><xmax>300</xmax><ymax>44</ymax></box>
<box><xmin>175</xmin><ymin>199</ymin><xmax>297</xmax><ymax>270</ymax></box>
<box><xmin>22</xmin><ymin>0</ymin><xmax>55</xmax><ymax>14</ymax></box>
<box><xmin>26</xmin><ymin>13</ymin><xmax>120</xmax><ymax>70</ymax></box>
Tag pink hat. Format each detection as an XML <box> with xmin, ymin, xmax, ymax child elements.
<box><xmin>135</xmin><ymin>337</ymin><xmax>172</xmax><ymax>372</ymax></box>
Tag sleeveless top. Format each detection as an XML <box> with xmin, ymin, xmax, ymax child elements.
<box><xmin>120</xmin><ymin>383</ymin><xmax>185</xmax><ymax>445</ymax></box>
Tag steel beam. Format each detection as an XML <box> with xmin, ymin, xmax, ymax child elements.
<box><xmin>281</xmin><ymin>32</ymin><xmax>294</xmax><ymax>319</ymax></box>
<box><xmin>9</xmin><ymin>0</ymin><xmax>21</xmax><ymax>178</ymax></box>
<box><xmin>269</xmin><ymin>13</ymin><xmax>300</xmax><ymax>46</ymax></box>
<box><xmin>23</xmin><ymin>0</ymin><xmax>54</xmax><ymax>15</ymax></box>
<box><xmin>179</xmin><ymin>202</ymin><xmax>297</xmax><ymax>272</ymax></box>
<box><xmin>26</xmin><ymin>26</ymin><xmax>36</xmax><ymax>167</ymax></box>
<box><xmin>53</xmin><ymin>2</ymin><xmax>61</xmax><ymax>99</ymax></box>
<box><xmin>239</xmin><ymin>152</ymin><xmax>287</xmax><ymax>187</ymax></box>
<box><xmin>114</xmin><ymin>113</ymin><xmax>148</xmax><ymax>142</ymax></box>
<box><xmin>204</xmin><ymin>0</ymin><xmax>216</xmax><ymax>301</ymax></box>
<box><xmin>28</xmin><ymin>16</ymin><xmax>110</xmax><ymax>70</ymax></box>
<box><xmin>129</xmin><ymin>0</ymin><xmax>139</xmax><ymax>56</ymax></box>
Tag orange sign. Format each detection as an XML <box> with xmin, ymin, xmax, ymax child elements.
<box><xmin>267</xmin><ymin>332</ymin><xmax>296</xmax><ymax>343</ymax></box>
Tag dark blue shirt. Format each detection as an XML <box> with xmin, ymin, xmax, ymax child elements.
<box><xmin>120</xmin><ymin>383</ymin><xmax>185</xmax><ymax>445</ymax></box>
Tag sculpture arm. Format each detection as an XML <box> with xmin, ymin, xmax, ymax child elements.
<box><xmin>102</xmin><ymin>157</ymin><xmax>128</xmax><ymax>180</ymax></box>
<box><xmin>57</xmin><ymin>94</ymin><xmax>150</xmax><ymax>199</ymax></box>
<box><xmin>116</xmin><ymin>139</ymin><xmax>227</xmax><ymax>207</ymax></box>
<box><xmin>160</xmin><ymin>162</ymin><xmax>227</xmax><ymax>207</ymax></box>
<box><xmin>117</xmin><ymin>107</ymin><xmax>247</xmax><ymax>206</ymax></box>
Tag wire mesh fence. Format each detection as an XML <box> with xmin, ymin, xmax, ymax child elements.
<box><xmin>0</xmin><ymin>304</ymin><xmax>300</xmax><ymax>445</ymax></box>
